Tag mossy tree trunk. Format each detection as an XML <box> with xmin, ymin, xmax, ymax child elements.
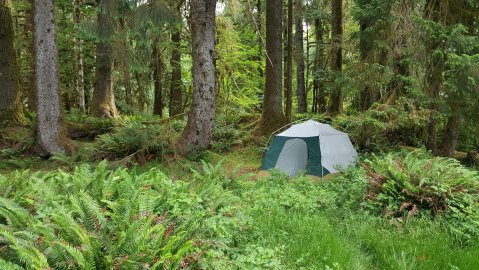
<box><xmin>73</xmin><ymin>0</ymin><xmax>85</xmax><ymax>113</ymax></box>
<box><xmin>387</xmin><ymin>0</ymin><xmax>412</xmax><ymax>105</ymax></box>
<box><xmin>439</xmin><ymin>112</ymin><xmax>460</xmax><ymax>157</ymax></box>
<box><xmin>284</xmin><ymin>0</ymin><xmax>293</xmax><ymax>121</ymax></box>
<box><xmin>152</xmin><ymin>37</ymin><xmax>164</xmax><ymax>117</ymax></box>
<box><xmin>169</xmin><ymin>25</ymin><xmax>183</xmax><ymax>116</ymax></box>
<box><xmin>256</xmin><ymin>0</ymin><xmax>263</xmax><ymax>93</ymax></box>
<box><xmin>33</xmin><ymin>0</ymin><xmax>69</xmax><ymax>156</ymax></box>
<box><xmin>358</xmin><ymin>14</ymin><xmax>373</xmax><ymax>111</ymax></box>
<box><xmin>92</xmin><ymin>0</ymin><xmax>118</xmax><ymax>118</ymax></box>
<box><xmin>295</xmin><ymin>0</ymin><xmax>306</xmax><ymax>114</ymax></box>
<box><xmin>313</xmin><ymin>15</ymin><xmax>326</xmax><ymax>113</ymax></box>
<box><xmin>135</xmin><ymin>72</ymin><xmax>147</xmax><ymax>112</ymax></box>
<box><xmin>328</xmin><ymin>0</ymin><xmax>343</xmax><ymax>114</ymax></box>
<box><xmin>423</xmin><ymin>0</ymin><xmax>444</xmax><ymax>153</ymax></box>
<box><xmin>257</xmin><ymin>0</ymin><xmax>287</xmax><ymax>135</ymax></box>
<box><xmin>118</xmin><ymin>17</ymin><xmax>133</xmax><ymax>108</ymax></box>
<box><xmin>0</xmin><ymin>0</ymin><xmax>25</xmax><ymax>125</ymax></box>
<box><xmin>25</xmin><ymin>0</ymin><xmax>36</xmax><ymax>112</ymax></box>
<box><xmin>178</xmin><ymin>0</ymin><xmax>217</xmax><ymax>155</ymax></box>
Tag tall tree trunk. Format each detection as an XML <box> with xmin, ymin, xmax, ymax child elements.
<box><xmin>0</xmin><ymin>0</ymin><xmax>25</xmax><ymax>125</ymax></box>
<box><xmin>295</xmin><ymin>0</ymin><xmax>306</xmax><ymax>113</ymax></box>
<box><xmin>328</xmin><ymin>0</ymin><xmax>343</xmax><ymax>114</ymax></box>
<box><xmin>135</xmin><ymin>72</ymin><xmax>147</xmax><ymax>113</ymax></box>
<box><xmin>169</xmin><ymin>26</ymin><xmax>183</xmax><ymax>116</ymax></box>
<box><xmin>256</xmin><ymin>0</ymin><xmax>263</xmax><ymax>86</ymax></box>
<box><xmin>120</xmin><ymin>58</ymin><xmax>133</xmax><ymax>108</ymax></box>
<box><xmin>33</xmin><ymin>0</ymin><xmax>69</xmax><ymax>156</ymax></box>
<box><xmin>438</xmin><ymin>113</ymin><xmax>460</xmax><ymax>157</ymax></box>
<box><xmin>313</xmin><ymin>16</ymin><xmax>326</xmax><ymax>113</ymax></box>
<box><xmin>424</xmin><ymin>0</ymin><xmax>444</xmax><ymax>153</ymax></box>
<box><xmin>284</xmin><ymin>0</ymin><xmax>293</xmax><ymax>121</ymax></box>
<box><xmin>25</xmin><ymin>0</ymin><xmax>36</xmax><ymax>112</ymax></box>
<box><xmin>73</xmin><ymin>0</ymin><xmax>85</xmax><ymax>113</ymax></box>
<box><xmin>92</xmin><ymin>0</ymin><xmax>117</xmax><ymax>118</ymax></box>
<box><xmin>119</xmin><ymin>17</ymin><xmax>133</xmax><ymax>108</ymax></box>
<box><xmin>178</xmin><ymin>0</ymin><xmax>217</xmax><ymax>155</ymax></box>
<box><xmin>257</xmin><ymin>0</ymin><xmax>287</xmax><ymax>135</ymax></box>
<box><xmin>387</xmin><ymin>52</ymin><xmax>410</xmax><ymax>105</ymax></box>
<box><xmin>358</xmin><ymin>16</ymin><xmax>373</xmax><ymax>111</ymax></box>
<box><xmin>152</xmin><ymin>38</ymin><xmax>163</xmax><ymax>116</ymax></box>
<box><xmin>387</xmin><ymin>1</ymin><xmax>412</xmax><ymax>105</ymax></box>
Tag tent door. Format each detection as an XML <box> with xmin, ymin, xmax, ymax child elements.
<box><xmin>275</xmin><ymin>138</ymin><xmax>308</xmax><ymax>177</ymax></box>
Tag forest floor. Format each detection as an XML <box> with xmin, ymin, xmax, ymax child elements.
<box><xmin>178</xmin><ymin>148</ymin><xmax>479</xmax><ymax>270</ymax></box>
<box><xmin>172</xmin><ymin>148</ymin><xmax>479</xmax><ymax>270</ymax></box>
<box><xmin>2</xmin><ymin>142</ymin><xmax>479</xmax><ymax>269</ymax></box>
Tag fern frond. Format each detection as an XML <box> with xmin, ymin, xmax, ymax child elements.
<box><xmin>0</xmin><ymin>229</ymin><xmax>49</xmax><ymax>269</ymax></box>
<box><xmin>0</xmin><ymin>258</ymin><xmax>24</xmax><ymax>270</ymax></box>
<box><xmin>0</xmin><ymin>198</ymin><xmax>33</xmax><ymax>228</ymax></box>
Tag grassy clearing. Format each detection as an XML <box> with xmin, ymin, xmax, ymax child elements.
<box><xmin>239</xmin><ymin>188</ymin><xmax>479</xmax><ymax>270</ymax></box>
<box><xmin>243</xmin><ymin>208</ymin><xmax>373</xmax><ymax>269</ymax></box>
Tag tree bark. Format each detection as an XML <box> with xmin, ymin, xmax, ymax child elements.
<box><xmin>169</xmin><ymin>26</ymin><xmax>183</xmax><ymax>116</ymax></box>
<box><xmin>73</xmin><ymin>0</ymin><xmax>86</xmax><ymax>113</ymax></box>
<box><xmin>92</xmin><ymin>0</ymin><xmax>118</xmax><ymax>118</ymax></box>
<box><xmin>313</xmin><ymin>16</ymin><xmax>326</xmax><ymax>113</ymax></box>
<box><xmin>33</xmin><ymin>0</ymin><xmax>69</xmax><ymax>156</ymax></box>
<box><xmin>358</xmin><ymin>16</ymin><xmax>373</xmax><ymax>111</ymax></box>
<box><xmin>285</xmin><ymin>0</ymin><xmax>293</xmax><ymax>121</ymax></box>
<box><xmin>424</xmin><ymin>0</ymin><xmax>444</xmax><ymax>153</ymax></box>
<box><xmin>119</xmin><ymin>17</ymin><xmax>133</xmax><ymax>108</ymax></box>
<box><xmin>152</xmin><ymin>38</ymin><xmax>163</xmax><ymax>116</ymax></box>
<box><xmin>386</xmin><ymin>1</ymin><xmax>412</xmax><ymax>105</ymax></box>
<box><xmin>438</xmin><ymin>113</ymin><xmax>460</xmax><ymax>157</ymax></box>
<box><xmin>135</xmin><ymin>72</ymin><xmax>147</xmax><ymax>112</ymax></box>
<box><xmin>0</xmin><ymin>0</ymin><xmax>25</xmax><ymax>125</ymax></box>
<box><xmin>295</xmin><ymin>0</ymin><xmax>306</xmax><ymax>114</ymax></box>
<box><xmin>328</xmin><ymin>0</ymin><xmax>343</xmax><ymax>114</ymax></box>
<box><xmin>178</xmin><ymin>0</ymin><xmax>217</xmax><ymax>155</ymax></box>
<box><xmin>25</xmin><ymin>0</ymin><xmax>36</xmax><ymax>112</ymax></box>
<box><xmin>256</xmin><ymin>0</ymin><xmax>287</xmax><ymax>135</ymax></box>
<box><xmin>256</xmin><ymin>0</ymin><xmax>263</xmax><ymax>86</ymax></box>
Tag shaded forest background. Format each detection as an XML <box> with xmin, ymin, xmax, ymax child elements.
<box><xmin>1</xmin><ymin>0</ymin><xmax>479</xmax><ymax>159</ymax></box>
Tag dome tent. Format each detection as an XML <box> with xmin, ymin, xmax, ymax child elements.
<box><xmin>262</xmin><ymin>120</ymin><xmax>358</xmax><ymax>177</ymax></box>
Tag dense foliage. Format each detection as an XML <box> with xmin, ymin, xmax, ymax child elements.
<box><xmin>364</xmin><ymin>151</ymin><xmax>479</xmax><ymax>243</ymax></box>
<box><xmin>1</xmin><ymin>151</ymin><xmax>479</xmax><ymax>269</ymax></box>
<box><xmin>0</xmin><ymin>162</ymin><xmax>246</xmax><ymax>269</ymax></box>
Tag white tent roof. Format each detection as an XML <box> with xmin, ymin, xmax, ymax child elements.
<box><xmin>277</xmin><ymin>120</ymin><xmax>345</xmax><ymax>137</ymax></box>
<box><xmin>276</xmin><ymin>120</ymin><xmax>357</xmax><ymax>173</ymax></box>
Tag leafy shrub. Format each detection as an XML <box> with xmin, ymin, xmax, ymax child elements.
<box><xmin>363</xmin><ymin>151</ymin><xmax>479</xmax><ymax>242</ymax></box>
<box><xmin>95</xmin><ymin>123</ymin><xmax>171</xmax><ymax>162</ymax></box>
<box><xmin>212</xmin><ymin>125</ymin><xmax>242</xmax><ymax>152</ymax></box>
<box><xmin>84</xmin><ymin>117</ymin><xmax>116</xmax><ymax>135</ymax></box>
<box><xmin>322</xmin><ymin>166</ymin><xmax>370</xmax><ymax>212</ymax></box>
<box><xmin>171</xmin><ymin>119</ymin><xmax>187</xmax><ymax>133</ymax></box>
<box><xmin>335</xmin><ymin>98</ymin><xmax>433</xmax><ymax>151</ymax></box>
<box><xmin>0</xmin><ymin>161</ymin><xmax>248</xmax><ymax>269</ymax></box>
<box><xmin>66</xmin><ymin>111</ymin><xmax>116</xmax><ymax>138</ymax></box>
<box><xmin>240</xmin><ymin>170</ymin><xmax>336</xmax><ymax>214</ymax></box>
<box><xmin>0</xmin><ymin>127</ymin><xmax>35</xmax><ymax>159</ymax></box>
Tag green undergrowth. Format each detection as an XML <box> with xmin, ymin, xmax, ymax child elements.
<box><xmin>235</xmin><ymin>155</ymin><xmax>479</xmax><ymax>269</ymax></box>
<box><xmin>0</xmin><ymin>161</ymin><xmax>251</xmax><ymax>269</ymax></box>
<box><xmin>333</xmin><ymin>98</ymin><xmax>433</xmax><ymax>152</ymax></box>
<box><xmin>1</xmin><ymin>149</ymin><xmax>479</xmax><ymax>269</ymax></box>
